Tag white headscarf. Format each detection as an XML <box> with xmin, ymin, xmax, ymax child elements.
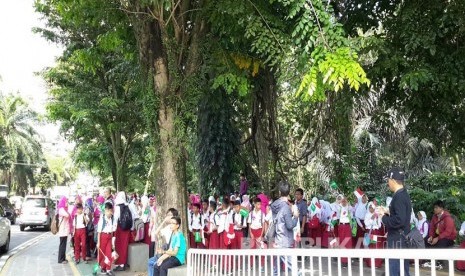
<box><xmin>115</xmin><ymin>191</ymin><xmax>127</xmax><ymax>205</ymax></box>
<box><xmin>367</xmin><ymin>202</ymin><xmax>376</xmax><ymax>213</ymax></box>
<box><xmin>141</xmin><ymin>195</ymin><xmax>149</xmax><ymax>209</ymax></box>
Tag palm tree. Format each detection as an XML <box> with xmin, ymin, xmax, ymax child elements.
<box><xmin>0</xmin><ymin>93</ymin><xmax>45</xmax><ymax>195</ymax></box>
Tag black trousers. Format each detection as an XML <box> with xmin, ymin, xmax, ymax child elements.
<box><xmin>58</xmin><ymin>236</ymin><xmax>67</xmax><ymax>263</ymax></box>
<box><xmin>154</xmin><ymin>256</ymin><xmax>181</xmax><ymax>276</ymax></box>
<box><xmin>149</xmin><ymin>241</ymin><xmax>156</xmax><ymax>258</ymax></box>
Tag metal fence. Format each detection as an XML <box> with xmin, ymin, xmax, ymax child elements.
<box><xmin>187</xmin><ymin>248</ymin><xmax>465</xmax><ymax>276</ymax></box>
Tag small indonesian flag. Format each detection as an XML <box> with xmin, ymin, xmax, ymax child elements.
<box><xmin>310</xmin><ymin>202</ymin><xmax>321</xmax><ymax>212</ymax></box>
<box><xmin>354</xmin><ymin>188</ymin><xmax>364</xmax><ymax>199</ymax></box>
<box><xmin>370</xmin><ymin>234</ymin><xmax>378</xmax><ymax>243</ymax></box>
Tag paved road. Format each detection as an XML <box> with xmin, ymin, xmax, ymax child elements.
<box><xmin>3</xmin><ymin>224</ymin><xmax>49</xmax><ymax>255</ymax></box>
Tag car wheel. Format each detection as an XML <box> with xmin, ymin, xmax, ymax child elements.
<box><xmin>20</xmin><ymin>225</ymin><xmax>25</xmax><ymax>231</ymax></box>
<box><xmin>0</xmin><ymin>233</ymin><xmax>10</xmax><ymax>254</ymax></box>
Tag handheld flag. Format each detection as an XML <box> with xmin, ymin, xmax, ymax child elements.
<box><xmin>330</xmin><ymin>181</ymin><xmax>338</xmax><ymax>190</ymax></box>
<box><xmin>354</xmin><ymin>188</ymin><xmax>364</xmax><ymax>199</ymax></box>
<box><xmin>310</xmin><ymin>202</ymin><xmax>321</xmax><ymax>213</ymax></box>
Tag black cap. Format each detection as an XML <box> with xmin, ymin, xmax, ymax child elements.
<box><xmin>385</xmin><ymin>168</ymin><xmax>405</xmax><ymax>181</ymax></box>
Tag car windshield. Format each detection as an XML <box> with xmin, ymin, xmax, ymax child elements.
<box><xmin>23</xmin><ymin>198</ymin><xmax>46</xmax><ymax>208</ymax></box>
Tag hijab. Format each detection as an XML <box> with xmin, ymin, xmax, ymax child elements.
<box><xmin>241</xmin><ymin>195</ymin><xmax>252</xmax><ymax>211</ymax></box>
<box><xmin>115</xmin><ymin>191</ymin><xmax>127</xmax><ymax>205</ymax></box>
<box><xmin>58</xmin><ymin>196</ymin><xmax>68</xmax><ymax>211</ymax></box>
<box><xmin>417</xmin><ymin>211</ymin><xmax>427</xmax><ymax>225</ymax></box>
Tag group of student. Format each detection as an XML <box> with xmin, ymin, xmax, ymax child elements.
<box><xmin>55</xmin><ymin>183</ymin><xmax>465</xmax><ymax>276</ymax></box>
<box><xmin>184</xmin><ymin>187</ymin><xmax>465</xmax><ymax>272</ymax></box>
<box><xmin>56</xmin><ymin>188</ymin><xmax>159</xmax><ymax>276</ymax></box>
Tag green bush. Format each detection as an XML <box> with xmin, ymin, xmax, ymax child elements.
<box><xmin>408</xmin><ymin>173</ymin><xmax>465</xmax><ymax>223</ymax></box>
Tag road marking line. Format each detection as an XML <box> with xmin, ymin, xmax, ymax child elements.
<box><xmin>66</xmin><ymin>254</ymin><xmax>81</xmax><ymax>276</ymax></box>
<box><xmin>0</xmin><ymin>232</ymin><xmax>51</xmax><ymax>273</ymax></box>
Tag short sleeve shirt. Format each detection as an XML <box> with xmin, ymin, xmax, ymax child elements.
<box><xmin>170</xmin><ymin>232</ymin><xmax>187</xmax><ymax>265</ymax></box>
<box><xmin>296</xmin><ymin>199</ymin><xmax>308</xmax><ymax>222</ymax></box>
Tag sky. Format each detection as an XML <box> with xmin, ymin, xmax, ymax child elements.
<box><xmin>0</xmin><ymin>0</ymin><xmax>71</xmax><ymax>155</ymax></box>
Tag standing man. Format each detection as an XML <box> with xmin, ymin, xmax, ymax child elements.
<box><xmin>239</xmin><ymin>173</ymin><xmax>248</xmax><ymax>202</ymax></box>
<box><xmin>294</xmin><ymin>188</ymin><xmax>308</xmax><ymax>247</ymax></box>
<box><xmin>378</xmin><ymin>168</ymin><xmax>411</xmax><ymax>276</ymax></box>
<box><xmin>270</xmin><ymin>181</ymin><xmax>299</xmax><ymax>276</ymax></box>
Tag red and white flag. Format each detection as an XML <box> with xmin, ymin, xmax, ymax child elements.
<box><xmin>354</xmin><ymin>188</ymin><xmax>364</xmax><ymax>199</ymax></box>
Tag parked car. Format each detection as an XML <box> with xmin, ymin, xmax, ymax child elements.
<box><xmin>0</xmin><ymin>197</ymin><xmax>16</xmax><ymax>224</ymax></box>
<box><xmin>18</xmin><ymin>196</ymin><xmax>55</xmax><ymax>232</ymax></box>
<box><xmin>0</xmin><ymin>204</ymin><xmax>11</xmax><ymax>253</ymax></box>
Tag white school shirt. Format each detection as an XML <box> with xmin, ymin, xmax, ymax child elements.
<box><xmin>264</xmin><ymin>210</ymin><xmax>272</xmax><ymax>222</ymax></box>
<box><xmin>339</xmin><ymin>205</ymin><xmax>351</xmax><ymax>224</ymax></box>
<box><xmin>232</xmin><ymin>212</ymin><xmax>247</xmax><ymax>230</ymax></box>
<box><xmin>202</xmin><ymin>211</ymin><xmax>210</xmax><ymax>228</ymax></box>
<box><xmin>354</xmin><ymin>198</ymin><xmax>367</xmax><ymax>219</ymax></box>
<box><xmin>74</xmin><ymin>213</ymin><xmax>87</xmax><ymax>229</ymax></box>
<box><xmin>364</xmin><ymin>211</ymin><xmax>382</xmax><ymax>230</ymax></box>
<box><xmin>97</xmin><ymin>215</ymin><xmax>116</xmax><ymax>233</ymax></box>
<box><xmin>188</xmin><ymin>212</ymin><xmax>203</xmax><ymax>232</ymax></box>
<box><xmin>248</xmin><ymin>209</ymin><xmax>264</xmax><ymax>230</ymax></box>
<box><xmin>217</xmin><ymin>208</ymin><xmax>230</xmax><ymax>233</ymax></box>
<box><xmin>209</xmin><ymin>211</ymin><xmax>220</xmax><ymax>232</ymax></box>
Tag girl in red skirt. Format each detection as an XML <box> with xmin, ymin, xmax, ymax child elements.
<box><xmin>337</xmin><ymin>197</ymin><xmax>352</xmax><ymax>266</ymax></box>
<box><xmin>114</xmin><ymin>191</ymin><xmax>131</xmax><ymax>271</ymax></box>
<box><xmin>364</xmin><ymin>202</ymin><xmax>384</xmax><ymax>268</ymax></box>
<box><xmin>307</xmin><ymin>197</ymin><xmax>322</xmax><ymax>247</ymax></box>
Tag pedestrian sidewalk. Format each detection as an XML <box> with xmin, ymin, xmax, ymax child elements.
<box><xmin>2</xmin><ymin>233</ymin><xmax>76</xmax><ymax>276</ymax></box>
<box><xmin>66</xmin><ymin>250</ymin><xmax>147</xmax><ymax>276</ymax></box>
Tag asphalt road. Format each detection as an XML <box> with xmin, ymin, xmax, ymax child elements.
<box><xmin>5</xmin><ymin>224</ymin><xmax>49</xmax><ymax>255</ymax></box>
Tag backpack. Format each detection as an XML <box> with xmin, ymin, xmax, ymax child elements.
<box><xmin>401</xmin><ymin>228</ymin><xmax>425</xmax><ymax>249</ymax></box>
<box><xmin>133</xmin><ymin>218</ymin><xmax>145</xmax><ymax>242</ymax></box>
<box><xmin>86</xmin><ymin>211</ymin><xmax>94</xmax><ymax>234</ymax></box>
<box><xmin>51</xmin><ymin>213</ymin><xmax>61</xmax><ymax>235</ymax></box>
<box><xmin>118</xmin><ymin>204</ymin><xmax>133</xmax><ymax>230</ymax></box>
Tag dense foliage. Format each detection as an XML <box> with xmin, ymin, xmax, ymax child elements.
<box><xmin>27</xmin><ymin>0</ymin><xmax>465</xmax><ymax>224</ymax></box>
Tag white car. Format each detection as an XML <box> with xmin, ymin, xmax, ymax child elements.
<box><xmin>0</xmin><ymin>204</ymin><xmax>11</xmax><ymax>253</ymax></box>
<box><xmin>19</xmin><ymin>196</ymin><xmax>55</xmax><ymax>231</ymax></box>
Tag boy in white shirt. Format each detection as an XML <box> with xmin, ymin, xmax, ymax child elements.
<box><xmin>248</xmin><ymin>197</ymin><xmax>264</xmax><ymax>266</ymax></box>
<box><xmin>231</xmin><ymin>200</ymin><xmax>247</xmax><ymax>249</ymax></box>
<box><xmin>97</xmin><ymin>202</ymin><xmax>116</xmax><ymax>276</ymax></box>
<box><xmin>188</xmin><ymin>203</ymin><xmax>204</xmax><ymax>248</ymax></box>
